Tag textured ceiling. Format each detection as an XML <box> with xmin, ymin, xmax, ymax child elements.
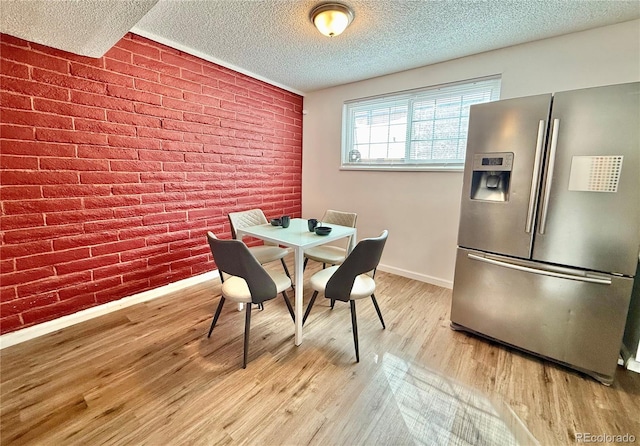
<box><xmin>0</xmin><ymin>0</ymin><xmax>158</xmax><ymax>57</ymax></box>
<box><xmin>131</xmin><ymin>0</ymin><xmax>640</xmax><ymax>93</ymax></box>
<box><xmin>1</xmin><ymin>0</ymin><xmax>639</xmax><ymax>94</ymax></box>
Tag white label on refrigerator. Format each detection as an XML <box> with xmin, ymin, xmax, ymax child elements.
<box><xmin>568</xmin><ymin>155</ymin><xmax>623</xmax><ymax>193</ymax></box>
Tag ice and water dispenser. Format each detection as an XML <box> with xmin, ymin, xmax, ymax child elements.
<box><xmin>469</xmin><ymin>152</ymin><xmax>513</xmax><ymax>202</ymax></box>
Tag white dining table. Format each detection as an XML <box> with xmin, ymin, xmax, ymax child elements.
<box><xmin>236</xmin><ymin>218</ymin><xmax>356</xmax><ymax>345</ymax></box>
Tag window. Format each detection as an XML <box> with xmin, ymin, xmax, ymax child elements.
<box><xmin>341</xmin><ymin>76</ymin><xmax>501</xmax><ymax>170</ymax></box>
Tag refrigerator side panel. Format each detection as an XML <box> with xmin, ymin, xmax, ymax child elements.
<box><xmin>451</xmin><ymin>248</ymin><xmax>633</xmax><ymax>383</ymax></box>
<box><xmin>533</xmin><ymin>82</ymin><xmax>640</xmax><ymax>276</ymax></box>
<box><xmin>458</xmin><ymin>94</ymin><xmax>551</xmax><ymax>258</ymax></box>
<box><xmin>623</xmin><ymin>261</ymin><xmax>640</xmax><ymax>363</ymax></box>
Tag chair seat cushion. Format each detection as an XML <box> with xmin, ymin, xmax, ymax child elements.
<box><xmin>304</xmin><ymin>246</ymin><xmax>347</xmax><ymax>265</ymax></box>
<box><xmin>222</xmin><ymin>270</ymin><xmax>292</xmax><ymax>303</ymax></box>
<box><xmin>248</xmin><ymin>245</ymin><xmax>289</xmax><ymax>264</ymax></box>
<box><xmin>309</xmin><ymin>265</ymin><xmax>376</xmax><ymax>300</ymax></box>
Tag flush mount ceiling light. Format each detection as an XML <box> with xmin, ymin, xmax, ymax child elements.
<box><xmin>310</xmin><ymin>3</ymin><xmax>354</xmax><ymax>37</ymax></box>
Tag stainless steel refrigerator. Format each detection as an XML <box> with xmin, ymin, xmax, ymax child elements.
<box><xmin>450</xmin><ymin>82</ymin><xmax>640</xmax><ymax>385</ymax></box>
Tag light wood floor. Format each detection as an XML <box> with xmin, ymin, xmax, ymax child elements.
<box><xmin>1</xmin><ymin>257</ymin><xmax>639</xmax><ymax>445</ymax></box>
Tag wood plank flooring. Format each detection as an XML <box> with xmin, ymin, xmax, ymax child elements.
<box><xmin>1</xmin><ymin>256</ymin><xmax>639</xmax><ymax>445</ymax></box>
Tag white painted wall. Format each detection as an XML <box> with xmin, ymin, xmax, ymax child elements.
<box><xmin>302</xmin><ymin>20</ymin><xmax>640</xmax><ymax>288</ymax></box>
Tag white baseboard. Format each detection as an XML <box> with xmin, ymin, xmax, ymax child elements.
<box><xmin>620</xmin><ymin>344</ymin><xmax>640</xmax><ymax>374</ymax></box>
<box><xmin>626</xmin><ymin>359</ymin><xmax>640</xmax><ymax>374</ymax></box>
<box><xmin>0</xmin><ymin>270</ymin><xmax>220</xmax><ymax>350</ymax></box>
<box><xmin>377</xmin><ymin>263</ymin><xmax>453</xmax><ymax>289</ymax></box>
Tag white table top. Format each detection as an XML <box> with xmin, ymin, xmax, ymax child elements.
<box><xmin>236</xmin><ymin>218</ymin><xmax>356</xmax><ymax>249</ymax></box>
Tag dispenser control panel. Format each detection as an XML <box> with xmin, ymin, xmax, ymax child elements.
<box><xmin>469</xmin><ymin>152</ymin><xmax>514</xmax><ymax>202</ymax></box>
<box><xmin>472</xmin><ymin>152</ymin><xmax>514</xmax><ymax>172</ymax></box>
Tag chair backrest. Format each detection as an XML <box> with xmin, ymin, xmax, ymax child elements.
<box><xmin>228</xmin><ymin>208</ymin><xmax>277</xmax><ymax>247</ymax></box>
<box><xmin>322</xmin><ymin>209</ymin><xmax>357</xmax><ymax>248</ymax></box>
<box><xmin>207</xmin><ymin>232</ymin><xmax>277</xmax><ymax>303</ymax></box>
<box><xmin>322</xmin><ymin>209</ymin><xmax>357</xmax><ymax>228</ymax></box>
<box><xmin>325</xmin><ymin>230</ymin><xmax>388</xmax><ymax>302</ymax></box>
<box><xmin>228</xmin><ymin>209</ymin><xmax>269</xmax><ymax>239</ymax></box>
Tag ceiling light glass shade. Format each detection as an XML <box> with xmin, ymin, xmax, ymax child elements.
<box><xmin>310</xmin><ymin>3</ymin><xmax>354</xmax><ymax>37</ymax></box>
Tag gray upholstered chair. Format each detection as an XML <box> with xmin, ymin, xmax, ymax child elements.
<box><xmin>206</xmin><ymin>232</ymin><xmax>295</xmax><ymax>368</ymax></box>
<box><xmin>303</xmin><ymin>230</ymin><xmax>388</xmax><ymax>362</ymax></box>
<box><xmin>228</xmin><ymin>208</ymin><xmax>293</xmax><ymax>288</ymax></box>
<box><xmin>303</xmin><ymin>209</ymin><xmax>357</xmax><ymax>270</ymax></box>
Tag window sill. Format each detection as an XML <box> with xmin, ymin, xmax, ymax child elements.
<box><xmin>340</xmin><ymin>164</ymin><xmax>464</xmax><ymax>172</ymax></box>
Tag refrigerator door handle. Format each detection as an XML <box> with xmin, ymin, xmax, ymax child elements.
<box><xmin>468</xmin><ymin>253</ymin><xmax>612</xmax><ymax>285</ymax></box>
<box><xmin>525</xmin><ymin>120</ymin><xmax>546</xmax><ymax>233</ymax></box>
<box><xmin>539</xmin><ymin>118</ymin><xmax>560</xmax><ymax>235</ymax></box>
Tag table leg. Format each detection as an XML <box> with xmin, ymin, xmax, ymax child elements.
<box><xmin>294</xmin><ymin>246</ymin><xmax>304</xmax><ymax>345</ymax></box>
<box><xmin>234</xmin><ymin>232</ymin><xmax>246</xmax><ymax>312</ymax></box>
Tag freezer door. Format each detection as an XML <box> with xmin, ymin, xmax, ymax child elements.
<box><xmin>458</xmin><ymin>94</ymin><xmax>551</xmax><ymax>258</ymax></box>
<box><xmin>451</xmin><ymin>248</ymin><xmax>633</xmax><ymax>384</ymax></box>
<box><xmin>534</xmin><ymin>82</ymin><xmax>640</xmax><ymax>276</ymax></box>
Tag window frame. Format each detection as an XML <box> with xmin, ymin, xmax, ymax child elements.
<box><xmin>340</xmin><ymin>76</ymin><xmax>502</xmax><ymax>172</ymax></box>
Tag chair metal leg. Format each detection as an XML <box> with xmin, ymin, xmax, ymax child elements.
<box><xmin>207</xmin><ymin>296</ymin><xmax>226</xmax><ymax>338</ymax></box>
<box><xmin>243</xmin><ymin>303</ymin><xmax>252</xmax><ymax>369</ymax></box>
<box><xmin>303</xmin><ymin>257</ymin><xmax>309</xmax><ymax>271</ymax></box>
<box><xmin>280</xmin><ymin>258</ymin><xmax>294</xmax><ymax>290</ymax></box>
<box><xmin>322</xmin><ymin>263</ymin><xmax>326</xmax><ymax>269</ymax></box>
<box><xmin>303</xmin><ymin>291</ymin><xmax>319</xmax><ymax>325</ymax></box>
<box><xmin>350</xmin><ymin>300</ymin><xmax>359</xmax><ymax>362</ymax></box>
<box><xmin>370</xmin><ymin>293</ymin><xmax>385</xmax><ymax>329</ymax></box>
<box><xmin>282</xmin><ymin>290</ymin><xmax>295</xmax><ymax>321</ymax></box>
<box><xmin>330</xmin><ymin>299</ymin><xmax>335</xmax><ymax>309</ymax></box>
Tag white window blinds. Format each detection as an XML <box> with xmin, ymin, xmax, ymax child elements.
<box><xmin>342</xmin><ymin>76</ymin><xmax>501</xmax><ymax>170</ymax></box>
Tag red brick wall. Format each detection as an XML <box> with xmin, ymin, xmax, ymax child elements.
<box><xmin>0</xmin><ymin>33</ymin><xmax>302</xmax><ymax>335</ymax></box>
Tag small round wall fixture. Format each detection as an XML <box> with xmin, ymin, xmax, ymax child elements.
<box><xmin>310</xmin><ymin>3</ymin><xmax>355</xmax><ymax>37</ymax></box>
